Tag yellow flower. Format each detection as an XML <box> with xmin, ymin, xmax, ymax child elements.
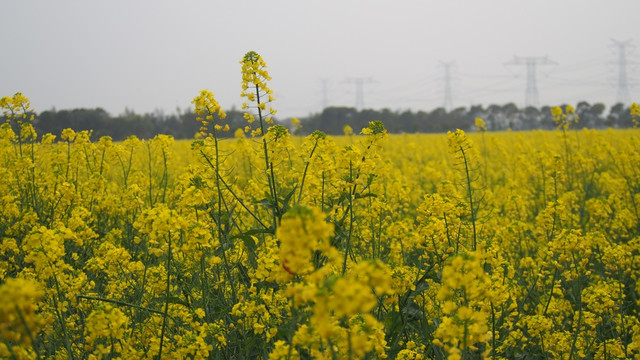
<box><xmin>84</xmin><ymin>305</ymin><xmax>130</xmax><ymax>357</ymax></box>
<box><xmin>0</xmin><ymin>278</ymin><xmax>46</xmax><ymax>346</ymax></box>
<box><xmin>631</xmin><ymin>102</ymin><xmax>640</xmax><ymax>126</ymax></box>
<box><xmin>61</xmin><ymin>128</ymin><xmax>76</xmax><ymax>142</ymax></box>
<box><xmin>240</xmin><ymin>51</ymin><xmax>277</xmax><ymax>130</ymax></box>
<box><xmin>269</xmin><ymin>340</ymin><xmax>299</xmax><ymax>360</ymax></box>
<box><xmin>0</xmin><ymin>92</ymin><xmax>33</xmax><ymax>123</ymax></box>
<box><xmin>277</xmin><ymin>205</ymin><xmax>334</xmax><ymax>276</ymax></box>
<box><xmin>551</xmin><ymin>105</ymin><xmax>578</xmax><ymax>130</ymax></box>
<box><xmin>191</xmin><ymin>89</ymin><xmax>226</xmax><ymax>138</ymax></box>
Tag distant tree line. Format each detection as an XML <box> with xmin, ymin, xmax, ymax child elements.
<box><xmin>6</xmin><ymin>101</ymin><xmax>637</xmax><ymax>141</ymax></box>
<box><xmin>33</xmin><ymin>107</ymin><xmax>249</xmax><ymax>141</ymax></box>
<box><xmin>298</xmin><ymin>102</ymin><xmax>636</xmax><ymax>135</ymax></box>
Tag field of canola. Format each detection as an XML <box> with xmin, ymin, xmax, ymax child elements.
<box><xmin>2</xmin><ymin>53</ymin><xmax>640</xmax><ymax>360</ymax></box>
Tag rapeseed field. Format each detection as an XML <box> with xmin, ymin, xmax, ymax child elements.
<box><xmin>1</xmin><ymin>52</ymin><xmax>640</xmax><ymax>359</ymax></box>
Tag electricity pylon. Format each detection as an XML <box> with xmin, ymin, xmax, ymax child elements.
<box><xmin>506</xmin><ymin>56</ymin><xmax>556</xmax><ymax>108</ymax></box>
<box><xmin>344</xmin><ymin>77</ymin><xmax>375</xmax><ymax>110</ymax></box>
<box><xmin>440</xmin><ymin>61</ymin><xmax>455</xmax><ymax>111</ymax></box>
<box><xmin>611</xmin><ymin>39</ymin><xmax>633</xmax><ymax>105</ymax></box>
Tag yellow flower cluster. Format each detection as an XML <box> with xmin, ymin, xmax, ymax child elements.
<box><xmin>433</xmin><ymin>254</ymin><xmax>492</xmax><ymax>359</ymax></box>
<box><xmin>551</xmin><ymin>104</ymin><xmax>579</xmax><ymax>130</ymax></box>
<box><xmin>475</xmin><ymin>117</ymin><xmax>487</xmax><ymax>132</ymax></box>
<box><xmin>631</xmin><ymin>102</ymin><xmax>640</xmax><ymax>127</ymax></box>
<box><xmin>0</xmin><ymin>92</ymin><xmax>33</xmax><ymax>122</ymax></box>
<box><xmin>446</xmin><ymin>129</ymin><xmax>476</xmax><ymax>162</ymax></box>
<box><xmin>191</xmin><ymin>89</ymin><xmax>228</xmax><ymax>139</ymax></box>
<box><xmin>240</xmin><ymin>51</ymin><xmax>276</xmax><ymax>128</ymax></box>
<box><xmin>277</xmin><ymin>205</ymin><xmax>336</xmax><ymax>276</ymax></box>
<box><xmin>0</xmin><ymin>278</ymin><xmax>46</xmax><ymax>349</ymax></box>
<box><xmin>1</xmin><ymin>92</ymin><xmax>36</xmax><ymax>143</ymax></box>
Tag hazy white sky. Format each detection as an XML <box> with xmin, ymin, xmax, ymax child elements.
<box><xmin>1</xmin><ymin>1</ymin><xmax>638</xmax><ymax>118</ymax></box>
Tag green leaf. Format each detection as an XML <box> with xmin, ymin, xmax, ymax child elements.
<box><xmin>354</xmin><ymin>192</ymin><xmax>378</xmax><ymax>200</ymax></box>
<box><xmin>152</xmin><ymin>296</ymin><xmax>190</xmax><ymax>309</ymax></box>
<box><xmin>279</xmin><ymin>185</ymin><xmax>298</xmax><ymax>213</ymax></box>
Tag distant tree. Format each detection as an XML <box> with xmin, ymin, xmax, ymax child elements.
<box><xmin>36</xmin><ymin>108</ymin><xmax>111</xmax><ymax>138</ymax></box>
<box><xmin>448</xmin><ymin>107</ymin><xmax>470</xmax><ymax>132</ymax></box>
<box><xmin>485</xmin><ymin>104</ymin><xmax>502</xmax><ymax>131</ymax></box>
<box><xmin>574</xmin><ymin>101</ymin><xmax>606</xmax><ymax>129</ymax></box>
<box><xmin>427</xmin><ymin>107</ymin><xmax>448</xmax><ymax>132</ymax></box>
<box><xmin>502</xmin><ymin>103</ymin><xmax>519</xmax><ymax>130</ymax></box>
<box><xmin>539</xmin><ymin>106</ymin><xmax>554</xmax><ymax>129</ymax></box>
<box><xmin>589</xmin><ymin>103</ymin><xmax>606</xmax><ymax>128</ymax></box>
<box><xmin>607</xmin><ymin>103</ymin><xmax>626</xmax><ymax>128</ymax></box>
<box><xmin>522</xmin><ymin>106</ymin><xmax>541</xmax><ymax>130</ymax></box>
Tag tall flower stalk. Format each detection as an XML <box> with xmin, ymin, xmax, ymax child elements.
<box><xmin>551</xmin><ymin>105</ymin><xmax>578</xmax><ymax>190</ymax></box>
<box><xmin>191</xmin><ymin>90</ymin><xmax>240</xmax><ymax>304</ymax></box>
<box><xmin>241</xmin><ymin>51</ymin><xmax>279</xmax><ymax>230</ymax></box>
<box><xmin>447</xmin><ymin>129</ymin><xmax>480</xmax><ymax>251</ymax></box>
<box><xmin>1</xmin><ymin>92</ymin><xmax>39</xmax><ymax>215</ymax></box>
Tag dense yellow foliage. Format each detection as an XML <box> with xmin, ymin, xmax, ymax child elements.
<box><xmin>2</xmin><ymin>56</ymin><xmax>640</xmax><ymax>359</ymax></box>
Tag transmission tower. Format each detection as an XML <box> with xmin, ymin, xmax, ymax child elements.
<box><xmin>505</xmin><ymin>56</ymin><xmax>556</xmax><ymax>108</ymax></box>
<box><xmin>611</xmin><ymin>39</ymin><xmax>632</xmax><ymax>105</ymax></box>
<box><xmin>440</xmin><ymin>61</ymin><xmax>455</xmax><ymax>111</ymax></box>
<box><xmin>344</xmin><ymin>77</ymin><xmax>375</xmax><ymax>110</ymax></box>
<box><xmin>319</xmin><ymin>78</ymin><xmax>329</xmax><ymax>109</ymax></box>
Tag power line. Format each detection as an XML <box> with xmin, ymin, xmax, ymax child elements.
<box><xmin>459</xmin><ymin>77</ymin><xmax>520</xmax><ymax>97</ymax></box>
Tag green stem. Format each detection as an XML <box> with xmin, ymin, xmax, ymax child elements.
<box><xmin>199</xmin><ymin>150</ymin><xmax>269</xmax><ymax>230</ymax></box>
<box><xmin>157</xmin><ymin>233</ymin><xmax>172</xmax><ymax>360</ymax></box>
<box><xmin>14</xmin><ymin>305</ymin><xmax>41</xmax><ymax>360</ymax></box>
<box><xmin>297</xmin><ymin>139</ymin><xmax>319</xmax><ymax>204</ymax></box>
<box><xmin>342</xmin><ymin>160</ymin><xmax>355</xmax><ymax>275</ymax></box>
<box><xmin>51</xmin><ymin>273</ymin><xmax>76</xmax><ymax>360</ymax></box>
<box><xmin>255</xmin><ymin>82</ymin><xmax>279</xmax><ymax>229</ymax></box>
<box><xmin>77</xmin><ymin>295</ymin><xmax>172</xmax><ymax>319</ymax></box>
<box><xmin>459</xmin><ymin>146</ymin><xmax>477</xmax><ymax>250</ymax></box>
<box><xmin>568</xmin><ymin>281</ymin><xmax>583</xmax><ymax>360</ymax></box>
<box><xmin>147</xmin><ymin>142</ymin><xmax>154</xmax><ymax>206</ymax></box>
<box><xmin>490</xmin><ymin>303</ymin><xmax>496</xmax><ymax>360</ymax></box>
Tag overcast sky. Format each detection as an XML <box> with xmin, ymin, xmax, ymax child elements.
<box><xmin>1</xmin><ymin>1</ymin><xmax>638</xmax><ymax>118</ymax></box>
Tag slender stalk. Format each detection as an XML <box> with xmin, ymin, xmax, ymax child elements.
<box><xmin>297</xmin><ymin>139</ymin><xmax>319</xmax><ymax>204</ymax></box>
<box><xmin>459</xmin><ymin>146</ymin><xmax>477</xmax><ymax>250</ymax></box>
<box><xmin>618</xmin><ymin>270</ymin><xmax>629</xmax><ymax>358</ymax></box>
<box><xmin>255</xmin><ymin>82</ymin><xmax>278</xmax><ymax>229</ymax></box>
<box><xmin>199</xmin><ymin>150</ymin><xmax>269</xmax><ymax>230</ymax></box>
<box><xmin>51</xmin><ymin>273</ymin><xmax>76</xmax><ymax>360</ymax></box>
<box><xmin>15</xmin><ymin>305</ymin><xmax>41</xmax><ymax>360</ymax></box>
<box><xmin>77</xmin><ymin>295</ymin><xmax>170</xmax><ymax>319</ymax></box>
<box><xmin>270</xmin><ymin>163</ymin><xmax>280</xmax><ymax>218</ymax></box>
<box><xmin>543</xmin><ymin>268</ymin><xmax>559</xmax><ymax>316</ymax></box>
<box><xmin>160</xmin><ymin>147</ymin><xmax>168</xmax><ymax>203</ymax></box>
<box><xmin>490</xmin><ymin>303</ymin><xmax>496</xmax><ymax>360</ymax></box>
<box><xmin>147</xmin><ymin>142</ymin><xmax>154</xmax><ymax>206</ymax></box>
<box><xmin>157</xmin><ymin>233</ymin><xmax>172</xmax><ymax>360</ymax></box>
<box><xmin>342</xmin><ymin>160</ymin><xmax>355</xmax><ymax>275</ymax></box>
<box><xmin>321</xmin><ymin>171</ymin><xmax>325</xmax><ymax>212</ymax></box>
<box><xmin>4</xmin><ymin>341</ymin><xmax>18</xmax><ymax>360</ymax></box>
